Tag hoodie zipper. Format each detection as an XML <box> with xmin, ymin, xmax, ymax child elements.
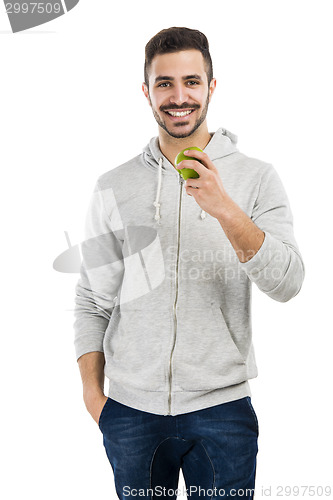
<box><xmin>168</xmin><ymin>174</ymin><xmax>184</xmax><ymax>415</ymax></box>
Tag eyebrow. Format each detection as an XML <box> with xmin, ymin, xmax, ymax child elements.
<box><xmin>154</xmin><ymin>74</ymin><xmax>202</xmax><ymax>84</ymax></box>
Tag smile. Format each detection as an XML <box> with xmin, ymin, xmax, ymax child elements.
<box><xmin>164</xmin><ymin>109</ymin><xmax>195</xmax><ymax>117</ymax></box>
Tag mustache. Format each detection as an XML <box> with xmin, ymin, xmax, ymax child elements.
<box><xmin>160</xmin><ymin>104</ymin><xmax>200</xmax><ymax>111</ymax></box>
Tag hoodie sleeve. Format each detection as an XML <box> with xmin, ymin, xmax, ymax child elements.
<box><xmin>239</xmin><ymin>164</ymin><xmax>305</xmax><ymax>302</ymax></box>
<box><xmin>73</xmin><ymin>180</ymin><xmax>124</xmax><ymax>361</ymax></box>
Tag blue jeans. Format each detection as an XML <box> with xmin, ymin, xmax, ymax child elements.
<box><xmin>98</xmin><ymin>396</ymin><xmax>259</xmax><ymax>499</ymax></box>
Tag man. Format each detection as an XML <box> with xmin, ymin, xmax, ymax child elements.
<box><xmin>74</xmin><ymin>27</ymin><xmax>304</xmax><ymax>499</ymax></box>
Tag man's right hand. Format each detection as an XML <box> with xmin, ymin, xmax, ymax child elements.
<box><xmin>83</xmin><ymin>390</ymin><xmax>108</xmax><ymax>425</ymax></box>
<box><xmin>77</xmin><ymin>352</ymin><xmax>107</xmax><ymax>425</ymax></box>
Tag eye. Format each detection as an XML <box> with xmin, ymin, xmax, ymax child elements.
<box><xmin>157</xmin><ymin>82</ymin><xmax>170</xmax><ymax>88</ymax></box>
<box><xmin>187</xmin><ymin>81</ymin><xmax>199</xmax><ymax>86</ymax></box>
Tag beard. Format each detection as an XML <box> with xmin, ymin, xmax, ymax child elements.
<box><xmin>150</xmin><ymin>92</ymin><xmax>210</xmax><ymax>139</ymax></box>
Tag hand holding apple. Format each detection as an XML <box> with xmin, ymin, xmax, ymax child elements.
<box><xmin>174</xmin><ymin>146</ymin><xmax>233</xmax><ymax>220</ymax></box>
<box><xmin>175</xmin><ymin>147</ymin><xmax>203</xmax><ymax>180</ymax></box>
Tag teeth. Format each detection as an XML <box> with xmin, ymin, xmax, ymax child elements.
<box><xmin>167</xmin><ymin>110</ymin><xmax>193</xmax><ymax>117</ymax></box>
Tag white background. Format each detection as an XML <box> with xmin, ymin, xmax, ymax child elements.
<box><xmin>1</xmin><ymin>1</ymin><xmax>332</xmax><ymax>498</ymax></box>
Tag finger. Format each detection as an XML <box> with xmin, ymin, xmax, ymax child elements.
<box><xmin>176</xmin><ymin>159</ymin><xmax>207</xmax><ymax>177</ymax></box>
<box><xmin>185</xmin><ymin>186</ymin><xmax>199</xmax><ymax>196</ymax></box>
<box><xmin>183</xmin><ymin>149</ymin><xmax>215</xmax><ymax>170</ymax></box>
<box><xmin>185</xmin><ymin>178</ymin><xmax>200</xmax><ymax>189</ymax></box>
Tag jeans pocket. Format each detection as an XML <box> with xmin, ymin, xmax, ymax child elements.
<box><xmin>98</xmin><ymin>397</ymin><xmax>111</xmax><ymax>431</ymax></box>
<box><xmin>245</xmin><ymin>396</ymin><xmax>259</xmax><ymax>436</ymax></box>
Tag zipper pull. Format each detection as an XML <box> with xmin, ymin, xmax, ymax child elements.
<box><xmin>178</xmin><ymin>175</ymin><xmax>184</xmax><ymax>186</ymax></box>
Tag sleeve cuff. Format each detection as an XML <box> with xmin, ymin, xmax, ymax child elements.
<box><xmin>74</xmin><ymin>333</ymin><xmax>105</xmax><ymax>362</ymax></box>
<box><xmin>238</xmin><ymin>231</ymin><xmax>285</xmax><ymax>282</ymax></box>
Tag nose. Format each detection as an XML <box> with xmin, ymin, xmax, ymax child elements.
<box><xmin>169</xmin><ymin>83</ymin><xmax>189</xmax><ymax>106</ymax></box>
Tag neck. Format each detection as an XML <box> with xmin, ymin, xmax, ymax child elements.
<box><xmin>158</xmin><ymin>122</ymin><xmax>212</xmax><ymax>167</ymax></box>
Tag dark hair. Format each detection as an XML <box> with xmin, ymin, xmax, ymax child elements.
<box><xmin>144</xmin><ymin>27</ymin><xmax>213</xmax><ymax>86</ymax></box>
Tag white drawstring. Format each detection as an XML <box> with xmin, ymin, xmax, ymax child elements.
<box><xmin>153</xmin><ymin>157</ymin><xmax>163</xmax><ymax>223</ymax></box>
<box><xmin>153</xmin><ymin>157</ymin><xmax>206</xmax><ymax>222</ymax></box>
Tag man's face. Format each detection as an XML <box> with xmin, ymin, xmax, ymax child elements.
<box><xmin>143</xmin><ymin>50</ymin><xmax>216</xmax><ymax>139</ymax></box>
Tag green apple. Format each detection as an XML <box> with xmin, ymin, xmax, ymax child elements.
<box><xmin>175</xmin><ymin>146</ymin><xmax>203</xmax><ymax>180</ymax></box>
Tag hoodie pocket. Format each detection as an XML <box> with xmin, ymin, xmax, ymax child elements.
<box><xmin>174</xmin><ymin>306</ymin><xmax>248</xmax><ymax>391</ymax></box>
<box><xmin>104</xmin><ymin>307</ymin><xmax>170</xmax><ymax>392</ymax></box>
<box><xmin>214</xmin><ymin>306</ymin><xmax>246</xmax><ymax>363</ymax></box>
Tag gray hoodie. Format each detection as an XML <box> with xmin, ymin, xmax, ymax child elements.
<box><xmin>73</xmin><ymin>127</ymin><xmax>305</xmax><ymax>416</ymax></box>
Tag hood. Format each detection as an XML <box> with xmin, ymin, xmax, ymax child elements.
<box><xmin>142</xmin><ymin>127</ymin><xmax>238</xmax><ymax>223</ymax></box>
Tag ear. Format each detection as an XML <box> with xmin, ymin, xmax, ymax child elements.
<box><xmin>142</xmin><ymin>82</ymin><xmax>152</xmax><ymax>107</ymax></box>
<box><xmin>208</xmin><ymin>78</ymin><xmax>217</xmax><ymax>102</ymax></box>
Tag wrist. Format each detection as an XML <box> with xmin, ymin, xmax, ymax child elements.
<box><xmin>83</xmin><ymin>385</ymin><xmax>104</xmax><ymax>402</ymax></box>
<box><xmin>216</xmin><ymin>194</ymin><xmax>239</xmax><ymax>223</ymax></box>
